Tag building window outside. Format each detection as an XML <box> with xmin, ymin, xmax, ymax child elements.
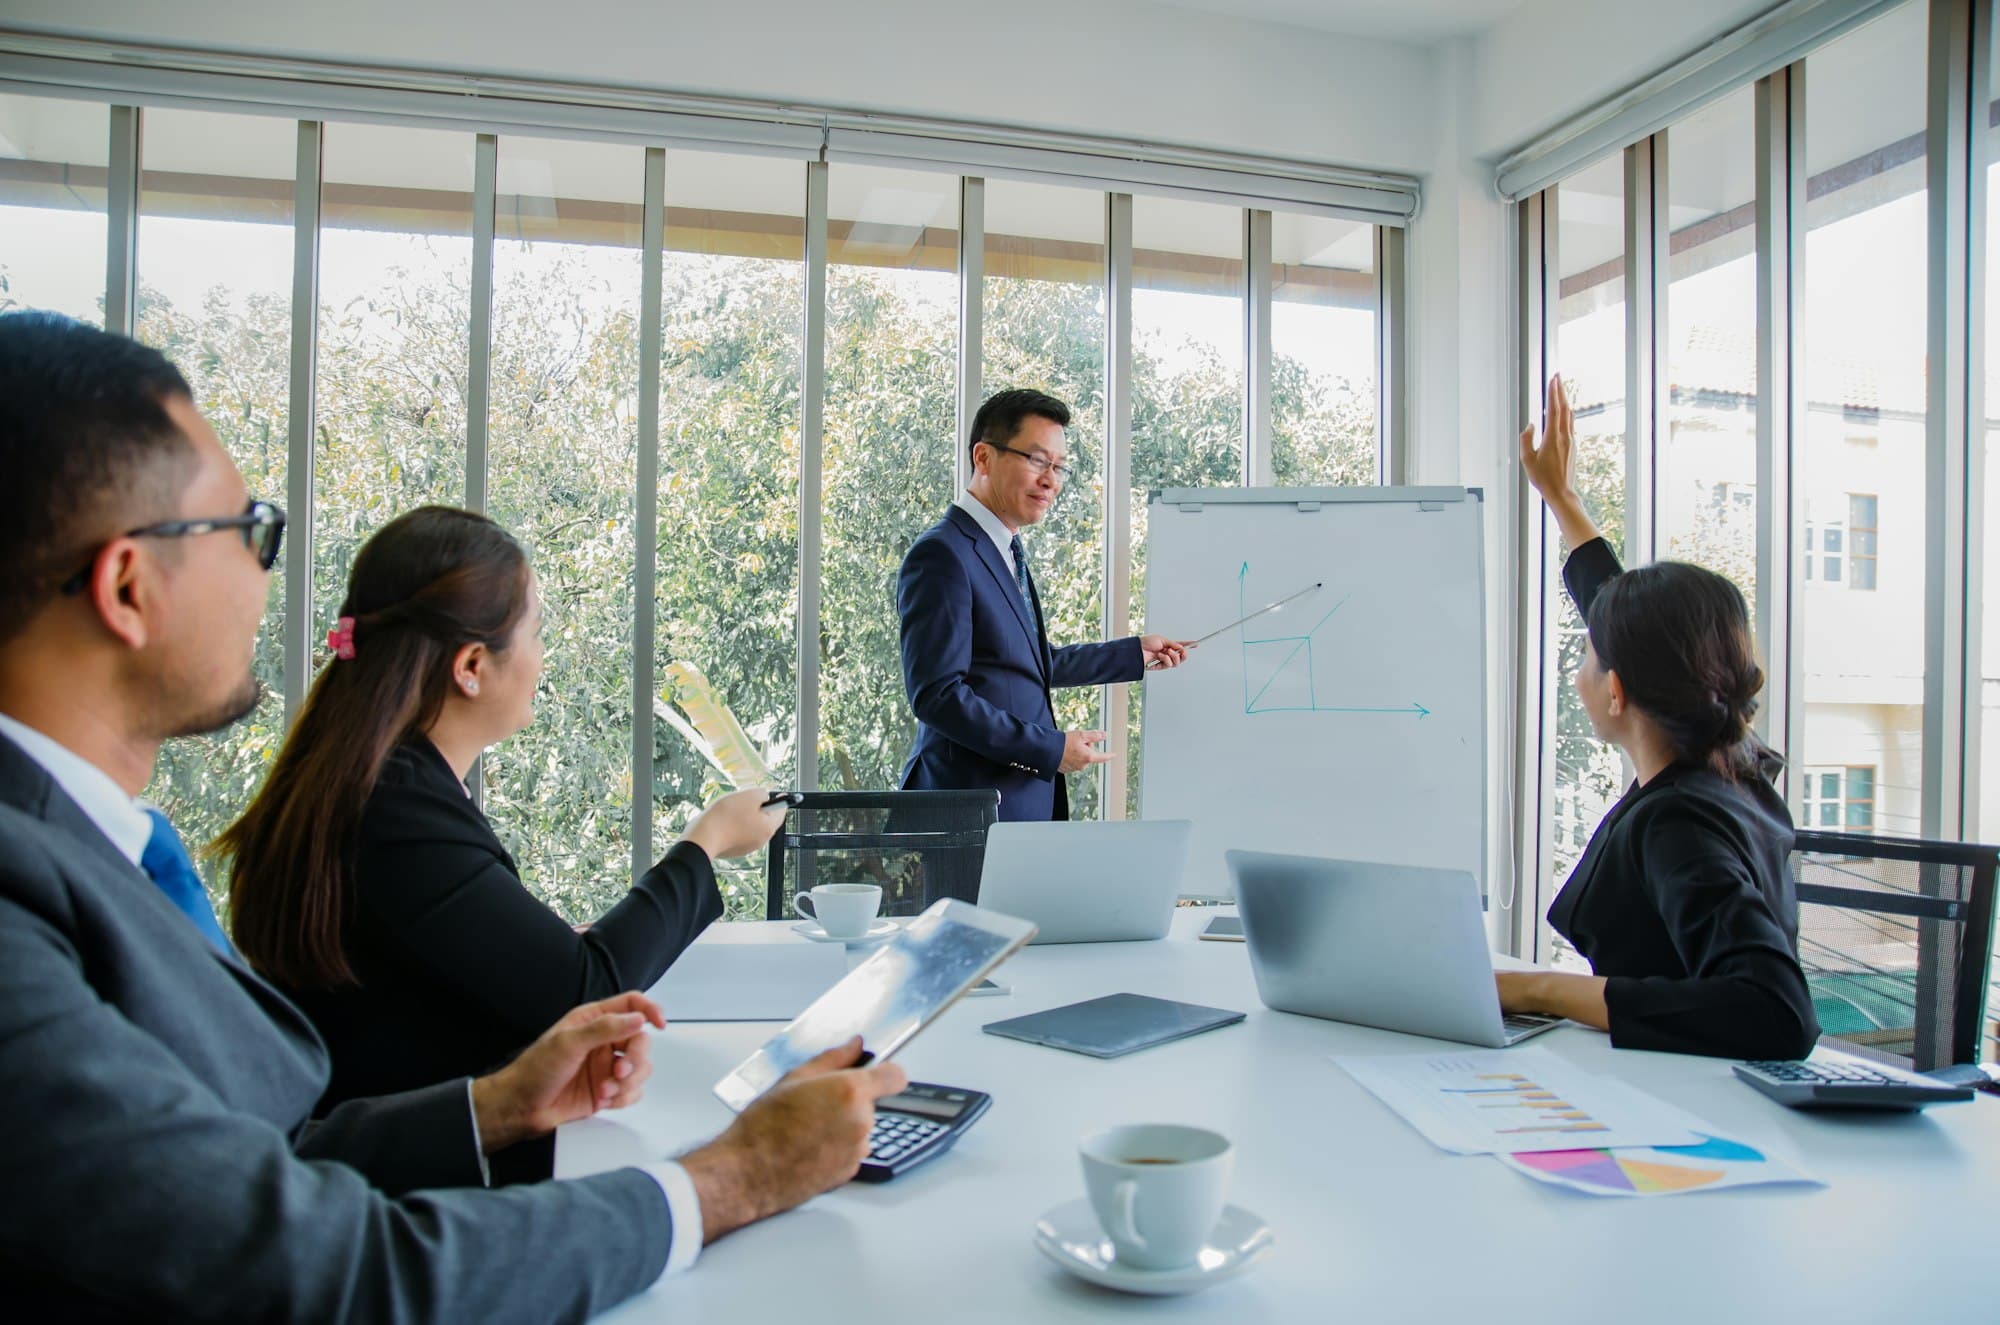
<box><xmin>1803</xmin><ymin>765</ymin><xmax>1877</xmax><ymax>831</ymax></box>
<box><xmin>1804</xmin><ymin>494</ymin><xmax>1879</xmax><ymax>589</ymax></box>
<box><xmin>1848</xmin><ymin>493</ymin><xmax>1879</xmax><ymax>590</ymax></box>
<box><xmin>1805</xmin><ymin>501</ymin><xmax>1844</xmax><ymax>583</ymax></box>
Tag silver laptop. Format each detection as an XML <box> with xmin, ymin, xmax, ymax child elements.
<box><xmin>976</xmin><ymin>820</ymin><xmax>1193</xmax><ymax>943</ymax></box>
<box><xmin>1226</xmin><ymin>850</ymin><xmax>1563</xmax><ymax>1047</ymax></box>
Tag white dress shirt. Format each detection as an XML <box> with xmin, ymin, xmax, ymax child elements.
<box><xmin>0</xmin><ymin>710</ymin><xmax>703</xmax><ymax>1282</ymax></box>
<box><xmin>954</xmin><ymin>489</ymin><xmax>1023</xmax><ymax>577</ymax></box>
<box><xmin>0</xmin><ymin>711</ymin><xmax>152</xmax><ymax>867</ymax></box>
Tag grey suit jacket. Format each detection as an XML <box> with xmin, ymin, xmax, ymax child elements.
<box><xmin>0</xmin><ymin>733</ymin><xmax>673</xmax><ymax>1321</ymax></box>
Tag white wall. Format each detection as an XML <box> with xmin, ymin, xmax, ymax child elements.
<box><xmin>4</xmin><ymin>0</ymin><xmax>1440</xmax><ymax>173</ymax></box>
<box><xmin>1462</xmin><ymin>0</ymin><xmax>1785</xmax><ymax>160</ymax></box>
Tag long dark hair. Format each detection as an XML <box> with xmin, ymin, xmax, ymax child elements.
<box><xmin>1585</xmin><ymin>560</ymin><xmax>1782</xmax><ymax>783</ymax></box>
<box><xmin>221</xmin><ymin>506</ymin><xmax>531</xmax><ymax>987</ymax></box>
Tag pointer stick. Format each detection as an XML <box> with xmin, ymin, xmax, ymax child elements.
<box><xmin>1187</xmin><ymin>582</ymin><xmax>1323</xmax><ymax>646</ymax></box>
<box><xmin>1144</xmin><ymin>582</ymin><xmax>1323</xmax><ymax>670</ymax></box>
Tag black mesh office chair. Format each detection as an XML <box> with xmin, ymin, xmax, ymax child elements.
<box><xmin>766</xmin><ymin>790</ymin><xmax>1000</xmax><ymax>920</ymax></box>
<box><xmin>1788</xmin><ymin>830</ymin><xmax>1999</xmax><ymax>1071</ymax></box>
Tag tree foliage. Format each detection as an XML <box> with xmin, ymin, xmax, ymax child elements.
<box><xmin>119</xmin><ymin>239</ymin><xmax>1374</xmax><ymax>924</ymax></box>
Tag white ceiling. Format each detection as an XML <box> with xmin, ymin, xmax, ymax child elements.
<box><xmin>1141</xmin><ymin>0</ymin><xmax>1530</xmax><ymax>43</ymax></box>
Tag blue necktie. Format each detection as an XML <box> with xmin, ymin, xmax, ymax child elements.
<box><xmin>1008</xmin><ymin>534</ymin><xmax>1032</xmax><ymax>602</ymax></box>
<box><xmin>140</xmin><ymin>807</ymin><xmax>234</xmax><ymax>956</ymax></box>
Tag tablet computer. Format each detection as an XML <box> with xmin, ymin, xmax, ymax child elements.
<box><xmin>714</xmin><ymin>899</ymin><xmax>1037</xmax><ymax>1111</ymax></box>
<box><xmin>981</xmin><ymin>993</ymin><xmax>1245</xmax><ymax>1058</ymax></box>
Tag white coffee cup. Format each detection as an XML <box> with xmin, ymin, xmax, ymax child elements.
<box><xmin>1079</xmin><ymin>1124</ymin><xmax>1233</xmax><ymax>1271</ymax></box>
<box><xmin>791</xmin><ymin>883</ymin><xmax>882</xmax><ymax>939</ymax></box>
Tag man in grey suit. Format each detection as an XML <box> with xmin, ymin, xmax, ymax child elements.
<box><xmin>0</xmin><ymin>312</ymin><xmax>907</xmax><ymax>1321</ymax></box>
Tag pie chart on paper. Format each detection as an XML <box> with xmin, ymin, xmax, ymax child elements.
<box><xmin>1501</xmin><ymin>1133</ymin><xmax>1818</xmax><ymax>1198</ymax></box>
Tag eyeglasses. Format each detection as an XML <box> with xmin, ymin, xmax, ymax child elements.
<box><xmin>987</xmin><ymin>442</ymin><xmax>1073</xmax><ymax>484</ymax></box>
<box><xmin>59</xmin><ymin>498</ymin><xmax>287</xmax><ymax>596</ymax></box>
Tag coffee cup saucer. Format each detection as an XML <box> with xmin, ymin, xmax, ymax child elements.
<box><xmin>1032</xmin><ymin>1198</ymin><xmax>1273</xmax><ymax>1296</ymax></box>
<box><xmin>791</xmin><ymin>918</ymin><xmax>898</xmax><ymax>945</ymax></box>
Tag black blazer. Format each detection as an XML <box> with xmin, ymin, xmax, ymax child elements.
<box><xmin>278</xmin><ymin>738</ymin><xmax>723</xmax><ymax>1115</ymax></box>
<box><xmin>1548</xmin><ymin>538</ymin><xmax>1820</xmax><ymax>1060</ymax></box>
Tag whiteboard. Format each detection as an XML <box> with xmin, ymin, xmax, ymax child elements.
<box><xmin>1140</xmin><ymin>487</ymin><xmax>1486</xmax><ymax>898</ymax></box>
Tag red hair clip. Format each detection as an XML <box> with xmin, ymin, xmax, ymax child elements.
<box><xmin>326</xmin><ymin>616</ymin><xmax>357</xmax><ymax>660</ymax></box>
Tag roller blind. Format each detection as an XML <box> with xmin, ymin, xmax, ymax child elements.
<box><xmin>1495</xmin><ymin>0</ymin><xmax>1907</xmax><ymax>200</ymax></box>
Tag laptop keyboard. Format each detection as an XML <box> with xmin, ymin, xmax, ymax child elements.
<box><xmin>1502</xmin><ymin>1013</ymin><xmax>1562</xmax><ymax>1035</ymax></box>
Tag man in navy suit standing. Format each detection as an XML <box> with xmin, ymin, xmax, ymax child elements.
<box><xmin>898</xmin><ymin>389</ymin><xmax>1192</xmax><ymax>821</ymax></box>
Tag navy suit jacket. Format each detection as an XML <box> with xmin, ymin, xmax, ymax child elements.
<box><xmin>897</xmin><ymin>503</ymin><xmax>1143</xmax><ymax>821</ymax></box>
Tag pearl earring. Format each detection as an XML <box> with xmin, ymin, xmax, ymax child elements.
<box><xmin>465</xmin><ymin>680</ymin><xmax>480</xmax><ymax>696</ymax></box>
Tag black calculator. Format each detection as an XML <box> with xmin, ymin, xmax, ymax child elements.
<box><xmin>1734</xmin><ymin>1056</ymin><xmax>1975</xmax><ymax>1110</ymax></box>
<box><xmin>855</xmin><ymin>1083</ymin><xmax>992</xmax><ymax>1183</ymax></box>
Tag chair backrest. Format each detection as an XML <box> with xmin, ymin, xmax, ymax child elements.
<box><xmin>766</xmin><ymin>790</ymin><xmax>1000</xmax><ymax>920</ymax></box>
<box><xmin>1788</xmin><ymin>830</ymin><xmax>1999</xmax><ymax>1070</ymax></box>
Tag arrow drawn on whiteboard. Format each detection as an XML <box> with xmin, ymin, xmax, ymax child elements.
<box><xmin>1236</xmin><ymin>563</ymin><xmax>1430</xmax><ymax>718</ymax></box>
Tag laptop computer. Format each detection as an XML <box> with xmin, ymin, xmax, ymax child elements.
<box><xmin>1226</xmin><ymin>849</ymin><xmax>1563</xmax><ymax>1048</ymax></box>
<box><xmin>976</xmin><ymin>820</ymin><xmax>1193</xmax><ymax>943</ymax></box>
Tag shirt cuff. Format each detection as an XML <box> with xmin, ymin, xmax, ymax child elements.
<box><xmin>641</xmin><ymin>1161</ymin><xmax>704</xmax><ymax>1283</ymax></box>
<box><xmin>464</xmin><ymin>1079</ymin><xmax>492</xmax><ymax>1187</ymax></box>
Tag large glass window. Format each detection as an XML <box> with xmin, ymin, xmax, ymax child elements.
<box><xmin>1548</xmin><ymin>152</ymin><xmax>1628</xmax><ymax>956</ymax></box>
<box><xmin>983</xmin><ymin>179</ymin><xmax>1108</xmax><ymax>818</ymax></box>
<box><xmin>820</xmin><ymin>166</ymin><xmax>959</xmax><ymax>796</ymax></box>
<box><xmin>133</xmin><ymin>108</ymin><xmax>295</xmax><ymax>898</ymax></box>
<box><xmin>655</xmin><ymin>150</ymin><xmax>806</xmax><ymax>920</ymax></box>
<box><xmin>1128</xmin><ymin>196</ymin><xmax>1245</xmax><ymax>814</ymax></box>
<box><xmin>0</xmin><ymin>99</ymin><xmax>1402</xmax><ymax>923</ymax></box>
<box><xmin>1800</xmin><ymin>2</ymin><xmax>1928</xmax><ymax>837</ymax></box>
<box><xmin>1270</xmin><ymin>212</ymin><xmax>1377</xmax><ymax>485</ymax></box>
<box><xmin>313</xmin><ymin>125</ymin><xmax>473</xmax><ymax>642</ymax></box>
<box><xmin>0</xmin><ymin>94</ymin><xmax>108</xmax><ymax>322</ymax></box>
<box><xmin>1662</xmin><ymin>87</ymin><xmax>1758</xmax><ymax>598</ymax></box>
<box><xmin>1984</xmin><ymin>10</ymin><xmax>2000</xmax><ymax>850</ymax></box>
<box><xmin>480</xmin><ymin>137</ymin><xmax>644</xmax><ymax>920</ymax></box>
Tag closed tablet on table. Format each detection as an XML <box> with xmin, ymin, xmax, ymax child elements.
<box><xmin>981</xmin><ymin>993</ymin><xmax>1244</xmax><ymax>1059</ymax></box>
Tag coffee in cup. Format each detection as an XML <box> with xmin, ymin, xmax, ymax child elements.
<box><xmin>791</xmin><ymin>883</ymin><xmax>883</xmax><ymax>939</ymax></box>
<box><xmin>1078</xmin><ymin>1124</ymin><xmax>1232</xmax><ymax>1270</ymax></box>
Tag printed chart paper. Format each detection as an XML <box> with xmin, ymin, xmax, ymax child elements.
<box><xmin>1499</xmin><ymin>1132</ymin><xmax>1822</xmax><ymax>1198</ymax></box>
<box><xmin>1334</xmin><ymin>1048</ymin><xmax>1707</xmax><ymax>1155</ymax></box>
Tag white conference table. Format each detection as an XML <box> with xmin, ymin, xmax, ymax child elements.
<box><xmin>560</xmin><ymin>909</ymin><xmax>1999</xmax><ymax>1323</ymax></box>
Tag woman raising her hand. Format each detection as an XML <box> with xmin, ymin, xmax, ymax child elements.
<box><xmin>1502</xmin><ymin>376</ymin><xmax>1819</xmax><ymax>1060</ymax></box>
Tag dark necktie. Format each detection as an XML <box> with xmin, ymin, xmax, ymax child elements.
<box><xmin>1008</xmin><ymin>534</ymin><xmax>1032</xmax><ymax>602</ymax></box>
<box><xmin>140</xmin><ymin>807</ymin><xmax>235</xmax><ymax>956</ymax></box>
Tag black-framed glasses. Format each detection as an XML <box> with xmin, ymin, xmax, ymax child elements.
<box><xmin>987</xmin><ymin>441</ymin><xmax>1073</xmax><ymax>484</ymax></box>
<box><xmin>59</xmin><ymin>498</ymin><xmax>287</xmax><ymax>596</ymax></box>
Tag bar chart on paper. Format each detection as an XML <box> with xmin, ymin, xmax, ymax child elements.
<box><xmin>1334</xmin><ymin>1049</ymin><xmax>1708</xmax><ymax>1155</ymax></box>
<box><xmin>1439</xmin><ymin>1068</ymin><xmax>1614</xmax><ymax>1139</ymax></box>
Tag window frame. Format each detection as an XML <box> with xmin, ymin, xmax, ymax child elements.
<box><xmin>1513</xmin><ymin>0</ymin><xmax>1994</xmax><ymax>964</ymax></box>
<box><xmin>7</xmin><ymin>88</ymin><xmax>1404</xmax><ymax>917</ymax></box>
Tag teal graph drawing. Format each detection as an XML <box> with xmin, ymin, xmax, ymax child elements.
<box><xmin>1237</xmin><ymin>562</ymin><xmax>1430</xmax><ymax>718</ymax></box>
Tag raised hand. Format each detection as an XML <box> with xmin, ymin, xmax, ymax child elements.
<box><xmin>1517</xmin><ymin>374</ymin><xmax>1602</xmax><ymax>550</ymax></box>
